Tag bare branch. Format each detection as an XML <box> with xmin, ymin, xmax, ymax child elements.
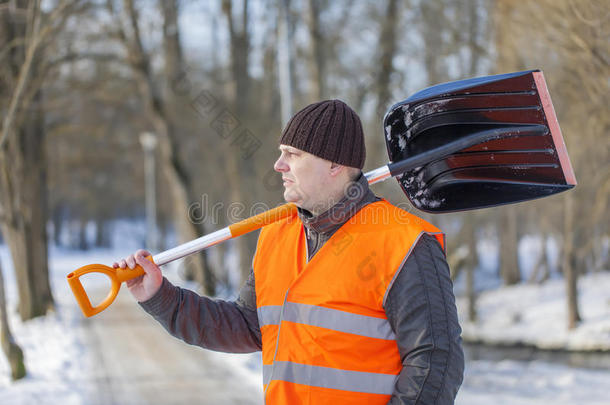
<box><xmin>0</xmin><ymin>37</ymin><xmax>26</xmax><ymax>65</ymax></box>
<box><xmin>48</xmin><ymin>51</ymin><xmax>125</xmax><ymax>68</ymax></box>
<box><xmin>568</xmin><ymin>0</ymin><xmax>609</xmax><ymax>28</ymax></box>
<box><xmin>105</xmin><ymin>0</ymin><xmax>128</xmax><ymax>45</ymax></box>
<box><xmin>25</xmin><ymin>0</ymin><xmax>42</xmax><ymax>47</ymax></box>
<box><xmin>0</xmin><ymin>7</ymin><xmax>41</xmax><ymax>150</ymax></box>
<box><xmin>0</xmin><ymin>0</ymin><xmax>81</xmax><ymax>150</ymax></box>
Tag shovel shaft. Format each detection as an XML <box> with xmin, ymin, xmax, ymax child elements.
<box><xmin>68</xmin><ymin>203</ymin><xmax>300</xmax><ymax>317</ymax></box>
<box><xmin>152</xmin><ymin>228</ymin><xmax>233</xmax><ymax>266</ymax></box>
<box><xmin>364</xmin><ymin>165</ymin><xmax>391</xmax><ymax>185</ymax></box>
<box><xmin>152</xmin><ymin>203</ymin><xmax>299</xmax><ymax>266</ymax></box>
<box><xmin>229</xmin><ymin>203</ymin><xmax>299</xmax><ymax>237</ymax></box>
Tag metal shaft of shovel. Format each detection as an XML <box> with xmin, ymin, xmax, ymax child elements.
<box><xmin>153</xmin><ymin>204</ymin><xmax>297</xmax><ymax>266</ymax></box>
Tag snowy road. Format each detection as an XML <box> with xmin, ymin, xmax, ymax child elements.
<box><xmin>457</xmin><ymin>358</ymin><xmax>610</xmax><ymax>405</ymax></box>
<box><xmin>2</xmin><ymin>245</ymin><xmax>610</xmax><ymax>405</ymax></box>
<box><xmin>82</xmin><ymin>289</ymin><xmax>262</xmax><ymax>405</ymax></box>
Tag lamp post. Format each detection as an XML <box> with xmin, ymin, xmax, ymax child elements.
<box><xmin>139</xmin><ymin>132</ymin><xmax>158</xmax><ymax>252</ymax></box>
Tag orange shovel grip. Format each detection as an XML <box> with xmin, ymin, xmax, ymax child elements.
<box><xmin>67</xmin><ymin>256</ymin><xmax>154</xmax><ymax>317</ymax></box>
<box><xmin>228</xmin><ymin>203</ymin><xmax>297</xmax><ymax>237</ymax></box>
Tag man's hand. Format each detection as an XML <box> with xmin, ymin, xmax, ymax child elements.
<box><xmin>112</xmin><ymin>249</ymin><xmax>163</xmax><ymax>303</ymax></box>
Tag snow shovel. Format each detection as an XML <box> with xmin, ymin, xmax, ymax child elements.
<box><xmin>67</xmin><ymin>69</ymin><xmax>576</xmax><ymax>317</ymax></box>
<box><xmin>383</xmin><ymin>69</ymin><xmax>576</xmax><ymax>212</ymax></box>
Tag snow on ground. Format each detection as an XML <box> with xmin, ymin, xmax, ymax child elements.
<box><xmin>457</xmin><ymin>272</ymin><xmax>610</xmax><ymax>350</ymax></box>
<box><xmin>456</xmin><ymin>359</ymin><xmax>610</xmax><ymax>405</ymax></box>
<box><xmin>1</xmin><ymin>233</ymin><xmax>610</xmax><ymax>404</ymax></box>
<box><xmin>0</xmin><ymin>245</ymin><xmax>124</xmax><ymax>403</ymax></box>
<box><xmin>0</xmin><ymin>242</ymin><xmax>262</xmax><ymax>404</ymax></box>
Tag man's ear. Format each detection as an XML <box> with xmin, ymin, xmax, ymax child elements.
<box><xmin>329</xmin><ymin>162</ymin><xmax>345</xmax><ymax>177</ymax></box>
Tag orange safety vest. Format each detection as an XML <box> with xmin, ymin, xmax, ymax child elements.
<box><xmin>253</xmin><ymin>199</ymin><xmax>444</xmax><ymax>404</ymax></box>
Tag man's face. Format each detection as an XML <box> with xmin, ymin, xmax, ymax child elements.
<box><xmin>273</xmin><ymin>145</ymin><xmax>334</xmax><ymax>212</ymax></box>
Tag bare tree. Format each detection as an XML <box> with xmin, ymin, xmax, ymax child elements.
<box><xmin>0</xmin><ymin>0</ymin><xmax>86</xmax><ymax>320</ymax></box>
<box><xmin>492</xmin><ymin>0</ymin><xmax>609</xmax><ymax>328</ymax></box>
<box><xmin>499</xmin><ymin>206</ymin><xmax>521</xmax><ymax>285</ymax></box>
<box><xmin>99</xmin><ymin>0</ymin><xmax>215</xmax><ymax>294</ymax></box>
<box><xmin>0</xmin><ymin>258</ymin><xmax>25</xmax><ymax>380</ymax></box>
<box><xmin>374</xmin><ymin>0</ymin><xmax>399</xmax><ymax>116</ymax></box>
<box><xmin>492</xmin><ymin>1</ymin><xmax>524</xmax><ymax>287</ymax></box>
<box><xmin>222</xmin><ymin>0</ymin><xmax>260</xmax><ymax>281</ymax></box>
<box><xmin>527</xmin><ymin>216</ymin><xmax>552</xmax><ymax>284</ymax></box>
<box><xmin>464</xmin><ymin>214</ymin><xmax>478</xmax><ymax>322</ymax></box>
<box><xmin>420</xmin><ymin>0</ymin><xmax>450</xmax><ymax>86</ymax></box>
<box><xmin>306</xmin><ymin>0</ymin><xmax>325</xmax><ymax>101</ymax></box>
<box><xmin>371</xmin><ymin>0</ymin><xmax>400</xmax><ymax>164</ymax></box>
<box><xmin>562</xmin><ymin>190</ymin><xmax>581</xmax><ymax>328</ymax></box>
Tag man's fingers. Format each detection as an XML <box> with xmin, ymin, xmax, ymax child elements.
<box><xmin>119</xmin><ymin>259</ymin><xmax>127</xmax><ymax>269</ymax></box>
<box><xmin>135</xmin><ymin>251</ymin><xmax>158</xmax><ymax>275</ymax></box>
<box><xmin>135</xmin><ymin>249</ymin><xmax>151</xmax><ymax>258</ymax></box>
<box><xmin>126</xmin><ymin>255</ymin><xmax>136</xmax><ymax>269</ymax></box>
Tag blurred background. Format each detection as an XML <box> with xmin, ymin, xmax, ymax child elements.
<box><xmin>0</xmin><ymin>0</ymin><xmax>608</xmax><ymax>404</ymax></box>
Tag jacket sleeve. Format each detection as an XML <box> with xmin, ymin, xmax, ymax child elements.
<box><xmin>138</xmin><ymin>268</ymin><xmax>262</xmax><ymax>353</ymax></box>
<box><xmin>384</xmin><ymin>234</ymin><xmax>464</xmax><ymax>404</ymax></box>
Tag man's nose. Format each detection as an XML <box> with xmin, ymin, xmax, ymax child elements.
<box><xmin>274</xmin><ymin>156</ymin><xmax>288</xmax><ymax>172</ymax></box>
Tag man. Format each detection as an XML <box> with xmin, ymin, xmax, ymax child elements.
<box><xmin>114</xmin><ymin>99</ymin><xmax>464</xmax><ymax>404</ymax></box>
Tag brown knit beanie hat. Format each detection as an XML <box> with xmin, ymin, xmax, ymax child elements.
<box><xmin>279</xmin><ymin>99</ymin><xmax>366</xmax><ymax>169</ymax></box>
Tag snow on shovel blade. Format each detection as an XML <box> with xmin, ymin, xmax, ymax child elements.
<box><xmin>383</xmin><ymin>69</ymin><xmax>576</xmax><ymax>212</ymax></box>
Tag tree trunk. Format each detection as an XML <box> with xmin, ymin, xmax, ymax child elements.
<box><xmin>499</xmin><ymin>205</ymin><xmax>521</xmax><ymax>285</ymax></box>
<box><xmin>563</xmin><ymin>191</ymin><xmax>581</xmax><ymax>329</ymax></box>
<box><xmin>95</xmin><ymin>215</ymin><xmax>111</xmax><ymax>248</ymax></box>
<box><xmin>160</xmin><ymin>145</ymin><xmax>215</xmax><ymax>295</ymax></box>
<box><xmin>465</xmin><ymin>0</ymin><xmax>484</xmax><ymax>77</ymax></box>
<box><xmin>0</xmin><ymin>0</ymin><xmax>55</xmax><ymax>321</ymax></box>
<box><xmin>306</xmin><ymin>0</ymin><xmax>325</xmax><ymax>101</ymax></box>
<box><xmin>493</xmin><ymin>0</ymin><xmax>527</xmax><ymax>73</ymax></box>
<box><xmin>115</xmin><ymin>0</ymin><xmax>215</xmax><ymax>295</ymax></box>
<box><xmin>465</xmin><ymin>215</ymin><xmax>478</xmax><ymax>322</ymax></box>
<box><xmin>158</xmin><ymin>0</ymin><xmax>215</xmax><ymax>295</ymax></box>
<box><xmin>373</xmin><ymin>0</ymin><xmax>400</xmax><ymax>163</ymax></box>
<box><xmin>160</xmin><ymin>0</ymin><xmax>183</xmax><ymax>92</ymax></box>
<box><xmin>421</xmin><ymin>0</ymin><xmax>448</xmax><ymax>85</ymax></box>
<box><xmin>222</xmin><ymin>0</ymin><xmax>258</xmax><ymax>283</ymax></box>
<box><xmin>528</xmin><ymin>233</ymin><xmax>550</xmax><ymax>284</ymax></box>
<box><xmin>78</xmin><ymin>218</ymin><xmax>89</xmax><ymax>250</ymax></box>
<box><xmin>51</xmin><ymin>205</ymin><xmax>64</xmax><ymax>246</ymax></box>
<box><xmin>0</xmin><ymin>257</ymin><xmax>26</xmax><ymax>380</ymax></box>
<box><xmin>0</xmin><ymin>105</ymin><xmax>54</xmax><ymax>320</ymax></box>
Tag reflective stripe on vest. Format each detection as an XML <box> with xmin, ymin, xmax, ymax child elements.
<box><xmin>257</xmin><ymin>302</ymin><xmax>396</xmax><ymax>340</ymax></box>
<box><xmin>254</xmin><ymin>200</ymin><xmax>444</xmax><ymax>404</ymax></box>
<box><xmin>263</xmin><ymin>362</ymin><xmax>398</xmax><ymax>395</ymax></box>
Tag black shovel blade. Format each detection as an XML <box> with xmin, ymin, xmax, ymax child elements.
<box><xmin>383</xmin><ymin>70</ymin><xmax>576</xmax><ymax>213</ymax></box>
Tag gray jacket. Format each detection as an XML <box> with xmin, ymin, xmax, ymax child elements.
<box><xmin>140</xmin><ymin>174</ymin><xmax>464</xmax><ymax>404</ymax></box>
